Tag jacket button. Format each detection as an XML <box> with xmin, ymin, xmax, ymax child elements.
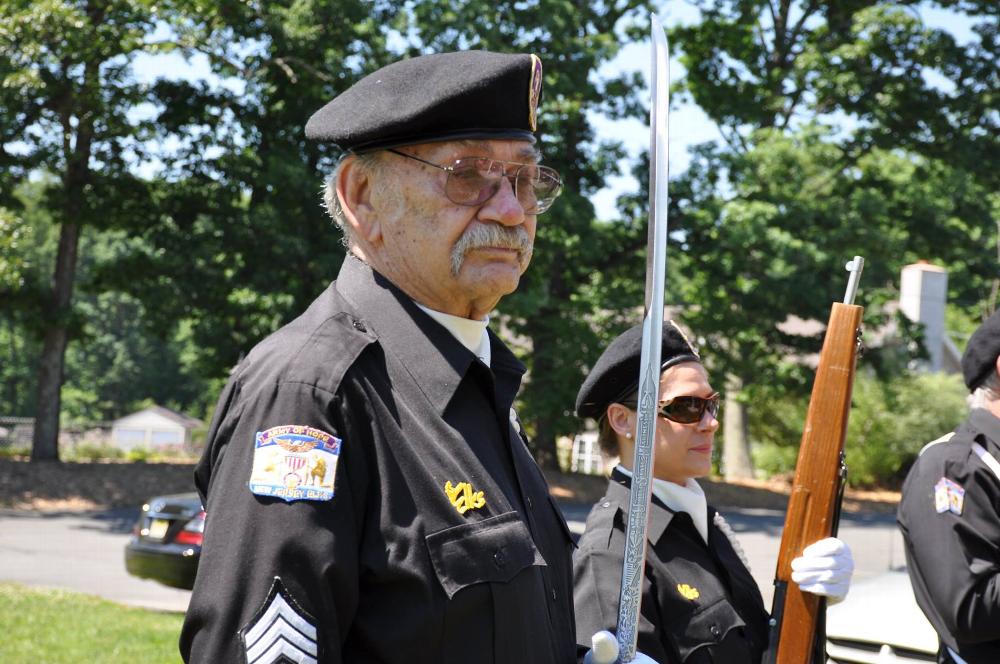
<box><xmin>551</xmin><ymin>588</ymin><xmax>557</xmax><ymax>601</ymax></box>
<box><xmin>601</xmin><ymin>501</ymin><xmax>611</xmax><ymax>508</ymax></box>
<box><xmin>352</xmin><ymin>319</ymin><xmax>367</xmax><ymax>333</ymax></box>
<box><xmin>494</xmin><ymin>549</ymin><xmax>506</xmax><ymax>568</ymax></box>
<box><xmin>710</xmin><ymin>624</ymin><xmax>721</xmax><ymax>639</ymax></box>
<box><xmin>526</xmin><ymin>497</ymin><xmax>533</xmax><ymax>508</ymax></box>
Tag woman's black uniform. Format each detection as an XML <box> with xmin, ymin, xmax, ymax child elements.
<box><xmin>573</xmin><ymin>468</ymin><xmax>769</xmax><ymax>663</ymax></box>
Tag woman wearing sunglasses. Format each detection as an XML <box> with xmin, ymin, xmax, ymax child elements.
<box><xmin>572</xmin><ymin>321</ymin><xmax>855</xmax><ymax>664</ymax></box>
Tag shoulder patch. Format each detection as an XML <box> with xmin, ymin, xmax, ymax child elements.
<box><xmin>249</xmin><ymin>425</ymin><xmax>340</xmax><ymax>502</ymax></box>
<box><xmin>934</xmin><ymin>477</ymin><xmax>965</xmax><ymax>515</ymax></box>
<box><xmin>241</xmin><ymin>577</ymin><xmax>318</xmax><ymax>664</ymax></box>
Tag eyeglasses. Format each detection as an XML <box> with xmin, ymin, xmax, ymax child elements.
<box><xmin>386</xmin><ymin>149</ymin><xmax>563</xmax><ymax>214</ymax></box>
<box><xmin>621</xmin><ymin>393</ymin><xmax>721</xmax><ymax>424</ymax></box>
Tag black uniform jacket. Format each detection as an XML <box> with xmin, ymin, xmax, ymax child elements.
<box><xmin>898</xmin><ymin>408</ymin><xmax>1000</xmax><ymax>663</ymax></box>
<box><xmin>180</xmin><ymin>257</ymin><xmax>577</xmax><ymax>664</ymax></box>
<box><xmin>572</xmin><ymin>469</ymin><xmax>769</xmax><ymax>664</ymax></box>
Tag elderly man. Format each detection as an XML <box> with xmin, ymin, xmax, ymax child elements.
<box><xmin>898</xmin><ymin>310</ymin><xmax>1000</xmax><ymax>664</ymax></box>
<box><xmin>180</xmin><ymin>51</ymin><xmax>576</xmax><ymax>663</ymax></box>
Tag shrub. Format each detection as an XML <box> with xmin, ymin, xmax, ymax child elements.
<box><xmin>846</xmin><ymin>371</ymin><xmax>967</xmax><ymax>487</ymax></box>
<box><xmin>747</xmin><ymin>370</ymin><xmax>968</xmax><ymax>488</ymax></box>
<box><xmin>64</xmin><ymin>443</ymin><xmax>124</xmax><ymax>462</ymax></box>
<box><xmin>125</xmin><ymin>447</ymin><xmax>153</xmax><ymax>463</ymax></box>
<box><xmin>0</xmin><ymin>445</ymin><xmax>30</xmax><ymax>459</ymax></box>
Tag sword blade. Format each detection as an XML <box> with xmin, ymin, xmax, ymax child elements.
<box><xmin>616</xmin><ymin>13</ymin><xmax>670</xmax><ymax>663</ymax></box>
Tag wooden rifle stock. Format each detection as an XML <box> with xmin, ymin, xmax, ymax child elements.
<box><xmin>763</xmin><ymin>300</ymin><xmax>863</xmax><ymax>664</ymax></box>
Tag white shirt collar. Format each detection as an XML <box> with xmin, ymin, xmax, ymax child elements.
<box><xmin>415</xmin><ymin>303</ymin><xmax>491</xmax><ymax>367</ymax></box>
<box><xmin>616</xmin><ymin>464</ymin><xmax>709</xmax><ymax>544</ymax></box>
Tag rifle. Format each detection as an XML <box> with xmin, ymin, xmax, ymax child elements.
<box><xmin>763</xmin><ymin>256</ymin><xmax>865</xmax><ymax>664</ymax></box>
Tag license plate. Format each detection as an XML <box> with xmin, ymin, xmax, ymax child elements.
<box><xmin>147</xmin><ymin>518</ymin><xmax>169</xmax><ymax>540</ymax></box>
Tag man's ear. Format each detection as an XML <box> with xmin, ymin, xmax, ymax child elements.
<box><xmin>606</xmin><ymin>403</ymin><xmax>635</xmax><ymax>439</ymax></box>
<box><xmin>337</xmin><ymin>156</ymin><xmax>381</xmax><ymax>245</ymax></box>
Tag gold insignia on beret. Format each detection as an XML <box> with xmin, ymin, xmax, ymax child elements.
<box><xmin>677</xmin><ymin>583</ymin><xmax>700</xmax><ymax>601</ymax></box>
<box><xmin>528</xmin><ymin>54</ymin><xmax>542</xmax><ymax>132</ymax></box>
<box><xmin>444</xmin><ymin>480</ymin><xmax>486</xmax><ymax>515</ymax></box>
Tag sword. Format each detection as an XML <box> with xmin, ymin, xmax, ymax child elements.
<box><xmin>613</xmin><ymin>13</ymin><xmax>670</xmax><ymax>663</ymax></box>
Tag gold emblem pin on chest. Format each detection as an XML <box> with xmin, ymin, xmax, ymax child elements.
<box><xmin>677</xmin><ymin>583</ymin><xmax>700</xmax><ymax>601</ymax></box>
<box><xmin>444</xmin><ymin>481</ymin><xmax>486</xmax><ymax>515</ymax></box>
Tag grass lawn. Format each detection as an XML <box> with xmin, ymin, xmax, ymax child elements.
<box><xmin>0</xmin><ymin>583</ymin><xmax>184</xmax><ymax>663</ymax></box>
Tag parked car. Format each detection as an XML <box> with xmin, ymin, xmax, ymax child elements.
<box><xmin>124</xmin><ymin>492</ymin><xmax>203</xmax><ymax>590</ymax></box>
<box><xmin>825</xmin><ymin>568</ymin><xmax>938</xmax><ymax>663</ymax></box>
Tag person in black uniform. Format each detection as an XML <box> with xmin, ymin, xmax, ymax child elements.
<box><xmin>572</xmin><ymin>321</ymin><xmax>856</xmax><ymax>663</ymax></box>
<box><xmin>180</xmin><ymin>51</ymin><xmax>586</xmax><ymax>664</ymax></box>
<box><xmin>898</xmin><ymin>309</ymin><xmax>1000</xmax><ymax>664</ymax></box>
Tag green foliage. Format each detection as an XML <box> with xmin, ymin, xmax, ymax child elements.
<box><xmin>64</xmin><ymin>443</ymin><xmax>124</xmax><ymax>462</ymax></box>
<box><xmin>0</xmin><ymin>208</ymin><xmax>31</xmax><ymax>291</ymax></box>
<box><xmin>666</xmin><ymin>1</ymin><xmax>997</xmax><ymax>477</ymax></box>
<box><xmin>748</xmin><ymin>369</ymin><xmax>969</xmax><ymax>486</ymax></box>
<box><xmin>751</xmin><ymin>441</ymin><xmax>800</xmax><ymax>479</ymax></box>
<box><xmin>846</xmin><ymin>370</ymin><xmax>968</xmax><ymax>487</ymax></box>
<box><xmin>0</xmin><ymin>583</ymin><xmax>184</xmax><ymax>663</ymax></box>
<box><xmin>0</xmin><ymin>445</ymin><xmax>31</xmax><ymax>460</ymax></box>
<box><xmin>2</xmin><ymin>0</ymin><xmax>995</xmax><ymax>478</ymax></box>
<box><xmin>126</xmin><ymin>447</ymin><xmax>153</xmax><ymax>463</ymax></box>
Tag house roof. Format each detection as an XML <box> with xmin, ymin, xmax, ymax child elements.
<box><xmin>112</xmin><ymin>405</ymin><xmax>203</xmax><ymax>429</ymax></box>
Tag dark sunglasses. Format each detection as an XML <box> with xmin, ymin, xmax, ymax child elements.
<box><xmin>621</xmin><ymin>393</ymin><xmax>721</xmax><ymax>424</ymax></box>
<box><xmin>387</xmin><ymin>149</ymin><xmax>563</xmax><ymax>214</ymax></box>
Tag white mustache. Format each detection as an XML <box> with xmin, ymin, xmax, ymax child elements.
<box><xmin>450</xmin><ymin>224</ymin><xmax>533</xmax><ymax>276</ymax></box>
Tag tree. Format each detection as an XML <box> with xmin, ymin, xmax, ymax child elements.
<box><xmin>98</xmin><ymin>0</ymin><xmax>406</xmax><ymax>381</ymax></box>
<box><xmin>0</xmin><ymin>0</ymin><xmax>160</xmax><ymax>460</ymax></box>
<box><xmin>102</xmin><ymin>0</ymin><xmax>654</xmax><ymax>470</ymax></box>
<box><xmin>666</xmin><ymin>1</ymin><xmax>998</xmax><ymax>475</ymax></box>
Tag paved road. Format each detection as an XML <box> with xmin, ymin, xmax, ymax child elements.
<box><xmin>0</xmin><ymin>507</ymin><xmax>192</xmax><ymax>612</ymax></box>
<box><xmin>0</xmin><ymin>503</ymin><xmax>903</xmax><ymax>613</ymax></box>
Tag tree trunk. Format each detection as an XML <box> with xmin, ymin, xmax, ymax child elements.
<box><xmin>31</xmin><ymin>222</ymin><xmax>81</xmax><ymax>461</ymax></box>
<box><xmin>533</xmin><ymin>412</ymin><xmax>558</xmax><ymax>472</ymax></box>
<box><xmin>31</xmin><ymin>47</ymin><xmax>97</xmax><ymax>461</ymax></box>
<box><xmin>722</xmin><ymin>373</ymin><xmax>754</xmax><ymax>480</ymax></box>
<box><xmin>526</xmin><ymin>326</ymin><xmax>560</xmax><ymax>471</ymax></box>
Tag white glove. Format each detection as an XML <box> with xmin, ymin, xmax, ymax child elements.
<box><xmin>790</xmin><ymin>536</ymin><xmax>854</xmax><ymax>603</ymax></box>
<box><xmin>584</xmin><ymin>630</ymin><xmax>659</xmax><ymax>664</ymax></box>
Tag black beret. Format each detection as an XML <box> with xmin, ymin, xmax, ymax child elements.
<box><xmin>576</xmin><ymin>321</ymin><xmax>702</xmax><ymax>420</ymax></box>
<box><xmin>305</xmin><ymin>51</ymin><xmax>543</xmax><ymax>152</ymax></box>
<box><xmin>962</xmin><ymin>310</ymin><xmax>1000</xmax><ymax>391</ymax></box>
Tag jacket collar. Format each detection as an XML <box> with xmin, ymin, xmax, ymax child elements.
<box><xmin>608</xmin><ymin>466</ymin><xmax>675</xmax><ymax>544</ymax></box>
<box><xmin>970</xmin><ymin>407</ymin><xmax>1000</xmax><ymax>448</ymax></box>
<box><xmin>335</xmin><ymin>256</ymin><xmax>525</xmax><ymax>415</ymax></box>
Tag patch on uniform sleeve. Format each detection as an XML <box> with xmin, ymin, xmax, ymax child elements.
<box><xmin>934</xmin><ymin>477</ymin><xmax>965</xmax><ymax>515</ymax></box>
<box><xmin>240</xmin><ymin>577</ymin><xmax>318</xmax><ymax>664</ymax></box>
<box><xmin>248</xmin><ymin>425</ymin><xmax>340</xmax><ymax>502</ymax></box>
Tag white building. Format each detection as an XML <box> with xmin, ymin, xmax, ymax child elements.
<box><xmin>899</xmin><ymin>261</ymin><xmax>962</xmax><ymax>373</ymax></box>
<box><xmin>110</xmin><ymin>405</ymin><xmax>203</xmax><ymax>451</ymax></box>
